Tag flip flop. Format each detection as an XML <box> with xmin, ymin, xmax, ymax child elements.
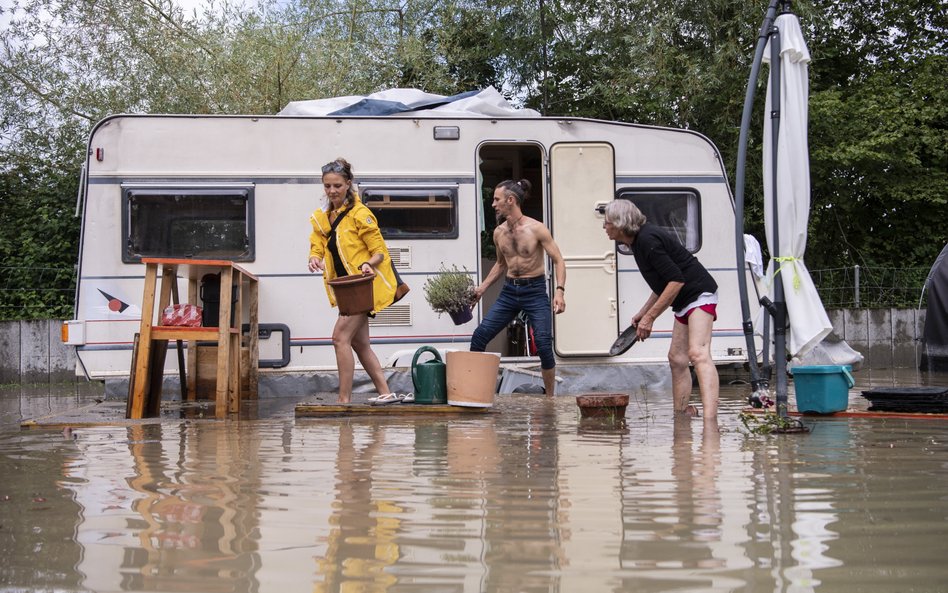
<box><xmin>368</xmin><ymin>393</ymin><xmax>404</xmax><ymax>405</ymax></box>
<box><xmin>401</xmin><ymin>392</ymin><xmax>415</xmax><ymax>404</ymax></box>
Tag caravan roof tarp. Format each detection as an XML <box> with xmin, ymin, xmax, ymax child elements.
<box><xmin>279</xmin><ymin>86</ymin><xmax>541</xmax><ymax>118</ymax></box>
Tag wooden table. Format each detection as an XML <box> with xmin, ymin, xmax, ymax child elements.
<box><xmin>128</xmin><ymin>258</ymin><xmax>259</xmax><ymax>419</ymax></box>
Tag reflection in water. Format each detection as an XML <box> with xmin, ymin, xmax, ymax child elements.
<box><xmin>744</xmin><ymin>422</ymin><xmax>846</xmax><ymax>593</ymax></box>
<box><xmin>316</xmin><ymin>424</ymin><xmax>399</xmax><ymax>592</ymax></box>
<box><xmin>64</xmin><ymin>423</ymin><xmax>263</xmax><ymax>591</ymax></box>
<box><xmin>483</xmin><ymin>398</ymin><xmax>564</xmax><ymax>592</ymax></box>
<box><xmin>2</xmin><ymin>371</ymin><xmax>948</xmax><ymax>593</ymax></box>
<box><xmin>619</xmin><ymin>417</ymin><xmax>729</xmax><ymax>591</ymax></box>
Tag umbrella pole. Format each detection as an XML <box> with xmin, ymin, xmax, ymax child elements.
<box><xmin>733</xmin><ymin>0</ymin><xmax>780</xmax><ymax>401</ymax></box>
<box><xmin>769</xmin><ymin>20</ymin><xmax>791</xmax><ymax>418</ymax></box>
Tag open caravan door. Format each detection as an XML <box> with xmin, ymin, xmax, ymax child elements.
<box><xmin>550</xmin><ymin>143</ymin><xmax>618</xmax><ymax>356</ymax></box>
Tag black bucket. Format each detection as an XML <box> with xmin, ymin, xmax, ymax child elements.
<box><xmin>200</xmin><ymin>273</ymin><xmax>238</xmax><ymax>327</ymax></box>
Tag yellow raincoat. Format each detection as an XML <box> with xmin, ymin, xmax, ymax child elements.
<box><xmin>309</xmin><ymin>196</ymin><xmax>396</xmax><ymax>313</ymax></box>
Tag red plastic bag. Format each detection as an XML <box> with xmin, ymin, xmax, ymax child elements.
<box><xmin>161</xmin><ymin>304</ymin><xmax>203</xmax><ymax>327</ymax></box>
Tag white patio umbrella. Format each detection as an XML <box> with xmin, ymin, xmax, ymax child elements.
<box><xmin>761</xmin><ymin>12</ymin><xmax>832</xmax><ymax>358</ymax></box>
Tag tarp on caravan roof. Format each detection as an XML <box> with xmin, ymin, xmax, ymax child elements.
<box><xmin>279</xmin><ymin>86</ymin><xmax>541</xmax><ymax>117</ymax></box>
<box><xmin>921</xmin><ymin>243</ymin><xmax>948</xmax><ymax>371</ymax></box>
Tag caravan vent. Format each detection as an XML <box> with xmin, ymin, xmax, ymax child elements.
<box><xmin>389</xmin><ymin>247</ymin><xmax>411</xmax><ymax>268</ymax></box>
<box><xmin>370</xmin><ymin>304</ymin><xmax>412</xmax><ymax>327</ymax></box>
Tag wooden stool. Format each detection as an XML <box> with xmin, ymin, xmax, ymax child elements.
<box><xmin>127</xmin><ymin>258</ymin><xmax>258</xmax><ymax>419</ymax></box>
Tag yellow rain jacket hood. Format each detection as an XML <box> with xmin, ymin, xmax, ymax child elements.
<box><xmin>309</xmin><ymin>196</ymin><xmax>396</xmax><ymax>313</ymax></box>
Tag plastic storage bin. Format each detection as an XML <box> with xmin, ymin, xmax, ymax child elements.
<box><xmin>792</xmin><ymin>365</ymin><xmax>855</xmax><ymax>413</ymax></box>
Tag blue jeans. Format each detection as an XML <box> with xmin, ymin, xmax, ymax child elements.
<box><xmin>470</xmin><ymin>276</ymin><xmax>555</xmax><ymax>370</ymax></box>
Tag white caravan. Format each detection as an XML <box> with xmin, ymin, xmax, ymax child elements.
<box><xmin>66</xmin><ymin>106</ymin><xmax>755</xmax><ymax>389</ymax></box>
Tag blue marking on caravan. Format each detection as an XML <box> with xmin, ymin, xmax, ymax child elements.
<box><xmin>291</xmin><ymin>336</ymin><xmax>473</xmax><ymax>347</ymax></box>
<box><xmin>87</xmin><ymin>175</ymin><xmax>478</xmax><ymax>185</ymax></box>
<box><xmin>615</xmin><ymin>175</ymin><xmax>727</xmax><ymax>184</ymax></box>
<box><xmin>359</xmin><ymin>176</ymin><xmax>477</xmax><ymax>184</ymax></box>
<box><xmin>617</xmin><ymin>267</ymin><xmax>738</xmax><ymax>273</ymax></box>
<box><xmin>372</xmin><ymin>336</ymin><xmax>474</xmax><ymax>345</ymax></box>
<box><xmin>256</xmin><ymin>271</ymin><xmax>466</xmax><ymax>279</ymax></box>
<box><xmin>79</xmin><ymin>344</ymin><xmax>139</xmax><ymax>351</ymax></box>
<box><xmin>88</xmin><ymin>177</ymin><xmax>318</xmax><ymax>185</ymax></box>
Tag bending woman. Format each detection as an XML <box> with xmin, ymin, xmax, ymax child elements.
<box><xmin>603</xmin><ymin>199</ymin><xmax>720</xmax><ymax>423</ymax></box>
<box><xmin>308</xmin><ymin>158</ymin><xmax>401</xmax><ymax>404</ymax></box>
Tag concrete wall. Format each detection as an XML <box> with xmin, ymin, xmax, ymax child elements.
<box><xmin>0</xmin><ymin>320</ymin><xmax>77</xmax><ymax>384</ymax></box>
<box><xmin>826</xmin><ymin>308</ymin><xmax>927</xmax><ymax>370</ymax></box>
<box><xmin>0</xmin><ymin>310</ymin><xmax>931</xmax><ymax>383</ymax></box>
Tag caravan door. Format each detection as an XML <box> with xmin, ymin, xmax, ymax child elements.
<box><xmin>549</xmin><ymin>143</ymin><xmax>618</xmax><ymax>356</ymax></box>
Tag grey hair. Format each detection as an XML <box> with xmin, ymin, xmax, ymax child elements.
<box><xmin>604</xmin><ymin>200</ymin><xmax>646</xmax><ymax>237</ymax></box>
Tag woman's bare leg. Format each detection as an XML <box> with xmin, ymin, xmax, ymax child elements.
<box><xmin>687</xmin><ymin>309</ymin><xmax>719</xmax><ymax>423</ymax></box>
<box><xmin>350</xmin><ymin>315</ymin><xmax>391</xmax><ymax>396</ymax></box>
<box><xmin>332</xmin><ymin>314</ymin><xmax>364</xmax><ymax>403</ymax></box>
<box><xmin>669</xmin><ymin>321</ymin><xmax>694</xmax><ymax>413</ymax></box>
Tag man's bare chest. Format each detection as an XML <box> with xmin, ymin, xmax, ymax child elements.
<box><xmin>497</xmin><ymin>229</ymin><xmax>540</xmax><ymax>260</ymax></box>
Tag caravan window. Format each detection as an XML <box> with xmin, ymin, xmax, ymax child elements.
<box><xmin>361</xmin><ymin>187</ymin><xmax>458</xmax><ymax>239</ymax></box>
<box><xmin>615</xmin><ymin>189</ymin><xmax>701</xmax><ymax>253</ymax></box>
<box><xmin>122</xmin><ymin>186</ymin><xmax>254</xmax><ymax>262</ymax></box>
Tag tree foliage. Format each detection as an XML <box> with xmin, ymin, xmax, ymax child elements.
<box><xmin>439</xmin><ymin>0</ymin><xmax>946</xmax><ymax>269</ymax></box>
<box><xmin>0</xmin><ymin>0</ymin><xmax>945</xmax><ymax>319</ymax></box>
<box><xmin>809</xmin><ymin>54</ymin><xmax>947</xmax><ymax>267</ymax></box>
<box><xmin>0</xmin><ymin>122</ymin><xmax>82</xmax><ymax>320</ymax></box>
<box><xmin>803</xmin><ymin>0</ymin><xmax>948</xmax><ymax>267</ymax></box>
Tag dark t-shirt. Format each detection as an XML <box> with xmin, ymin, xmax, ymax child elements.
<box><xmin>631</xmin><ymin>224</ymin><xmax>718</xmax><ymax>312</ymax></box>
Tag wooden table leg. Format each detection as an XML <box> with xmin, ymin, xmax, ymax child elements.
<box><xmin>146</xmin><ymin>340</ymin><xmax>168</xmax><ymax>417</ymax></box>
<box><xmin>129</xmin><ymin>263</ymin><xmax>158</xmax><ymax>419</ymax></box>
<box><xmin>248</xmin><ymin>279</ymin><xmax>259</xmax><ymax>400</ymax></box>
<box><xmin>141</xmin><ymin>264</ymin><xmax>176</xmax><ymax>415</ymax></box>
<box><xmin>230</xmin><ymin>275</ymin><xmax>243</xmax><ymax>415</ymax></box>
<box><xmin>228</xmin><ymin>331</ymin><xmax>240</xmax><ymax>414</ymax></box>
<box><xmin>215</xmin><ymin>266</ymin><xmax>234</xmax><ymax>419</ymax></box>
<box><xmin>126</xmin><ymin>333</ymin><xmax>140</xmax><ymax>418</ymax></box>
<box><xmin>186</xmin><ymin>277</ymin><xmax>199</xmax><ymax>401</ymax></box>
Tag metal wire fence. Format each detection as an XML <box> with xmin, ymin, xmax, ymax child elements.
<box><xmin>0</xmin><ymin>266</ymin><xmax>76</xmax><ymax>321</ymax></box>
<box><xmin>809</xmin><ymin>266</ymin><xmax>930</xmax><ymax>309</ymax></box>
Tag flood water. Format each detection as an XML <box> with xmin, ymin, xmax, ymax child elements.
<box><xmin>2</xmin><ymin>368</ymin><xmax>947</xmax><ymax>593</ymax></box>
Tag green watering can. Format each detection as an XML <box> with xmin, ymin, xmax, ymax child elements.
<box><xmin>411</xmin><ymin>346</ymin><xmax>447</xmax><ymax>405</ymax></box>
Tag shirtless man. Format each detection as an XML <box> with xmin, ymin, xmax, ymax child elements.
<box><xmin>470</xmin><ymin>179</ymin><xmax>566</xmax><ymax>396</ymax></box>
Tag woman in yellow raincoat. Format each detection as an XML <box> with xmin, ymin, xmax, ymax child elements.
<box><xmin>308</xmin><ymin>158</ymin><xmax>406</xmax><ymax>404</ymax></box>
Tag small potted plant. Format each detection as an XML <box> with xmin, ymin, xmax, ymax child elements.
<box><xmin>423</xmin><ymin>264</ymin><xmax>476</xmax><ymax>325</ymax></box>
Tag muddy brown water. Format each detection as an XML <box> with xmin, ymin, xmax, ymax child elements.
<box><xmin>1</xmin><ymin>368</ymin><xmax>947</xmax><ymax>593</ymax></box>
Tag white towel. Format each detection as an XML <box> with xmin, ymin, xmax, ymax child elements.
<box><xmin>744</xmin><ymin>234</ymin><xmax>764</xmax><ymax>278</ymax></box>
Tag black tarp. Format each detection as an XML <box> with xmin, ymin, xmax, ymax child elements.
<box><xmin>921</xmin><ymin>243</ymin><xmax>948</xmax><ymax>371</ymax></box>
<box><xmin>327</xmin><ymin>90</ymin><xmax>481</xmax><ymax>116</ymax></box>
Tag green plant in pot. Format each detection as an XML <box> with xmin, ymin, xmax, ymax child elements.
<box><xmin>423</xmin><ymin>264</ymin><xmax>476</xmax><ymax>325</ymax></box>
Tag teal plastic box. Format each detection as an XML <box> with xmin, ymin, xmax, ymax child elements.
<box><xmin>792</xmin><ymin>365</ymin><xmax>855</xmax><ymax>413</ymax></box>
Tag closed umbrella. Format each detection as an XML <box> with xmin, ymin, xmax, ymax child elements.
<box><xmin>761</xmin><ymin>12</ymin><xmax>832</xmax><ymax>358</ymax></box>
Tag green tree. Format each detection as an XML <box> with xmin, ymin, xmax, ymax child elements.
<box><xmin>0</xmin><ymin>0</ymin><xmax>474</xmax><ymax>319</ymax></box>
<box><xmin>808</xmin><ymin>54</ymin><xmax>948</xmax><ymax>268</ymax></box>
<box><xmin>0</xmin><ymin>123</ymin><xmax>82</xmax><ymax>320</ymax></box>
<box><xmin>441</xmin><ymin>0</ymin><xmax>947</xmax><ymax>271</ymax></box>
<box><xmin>803</xmin><ymin>0</ymin><xmax>948</xmax><ymax>268</ymax></box>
